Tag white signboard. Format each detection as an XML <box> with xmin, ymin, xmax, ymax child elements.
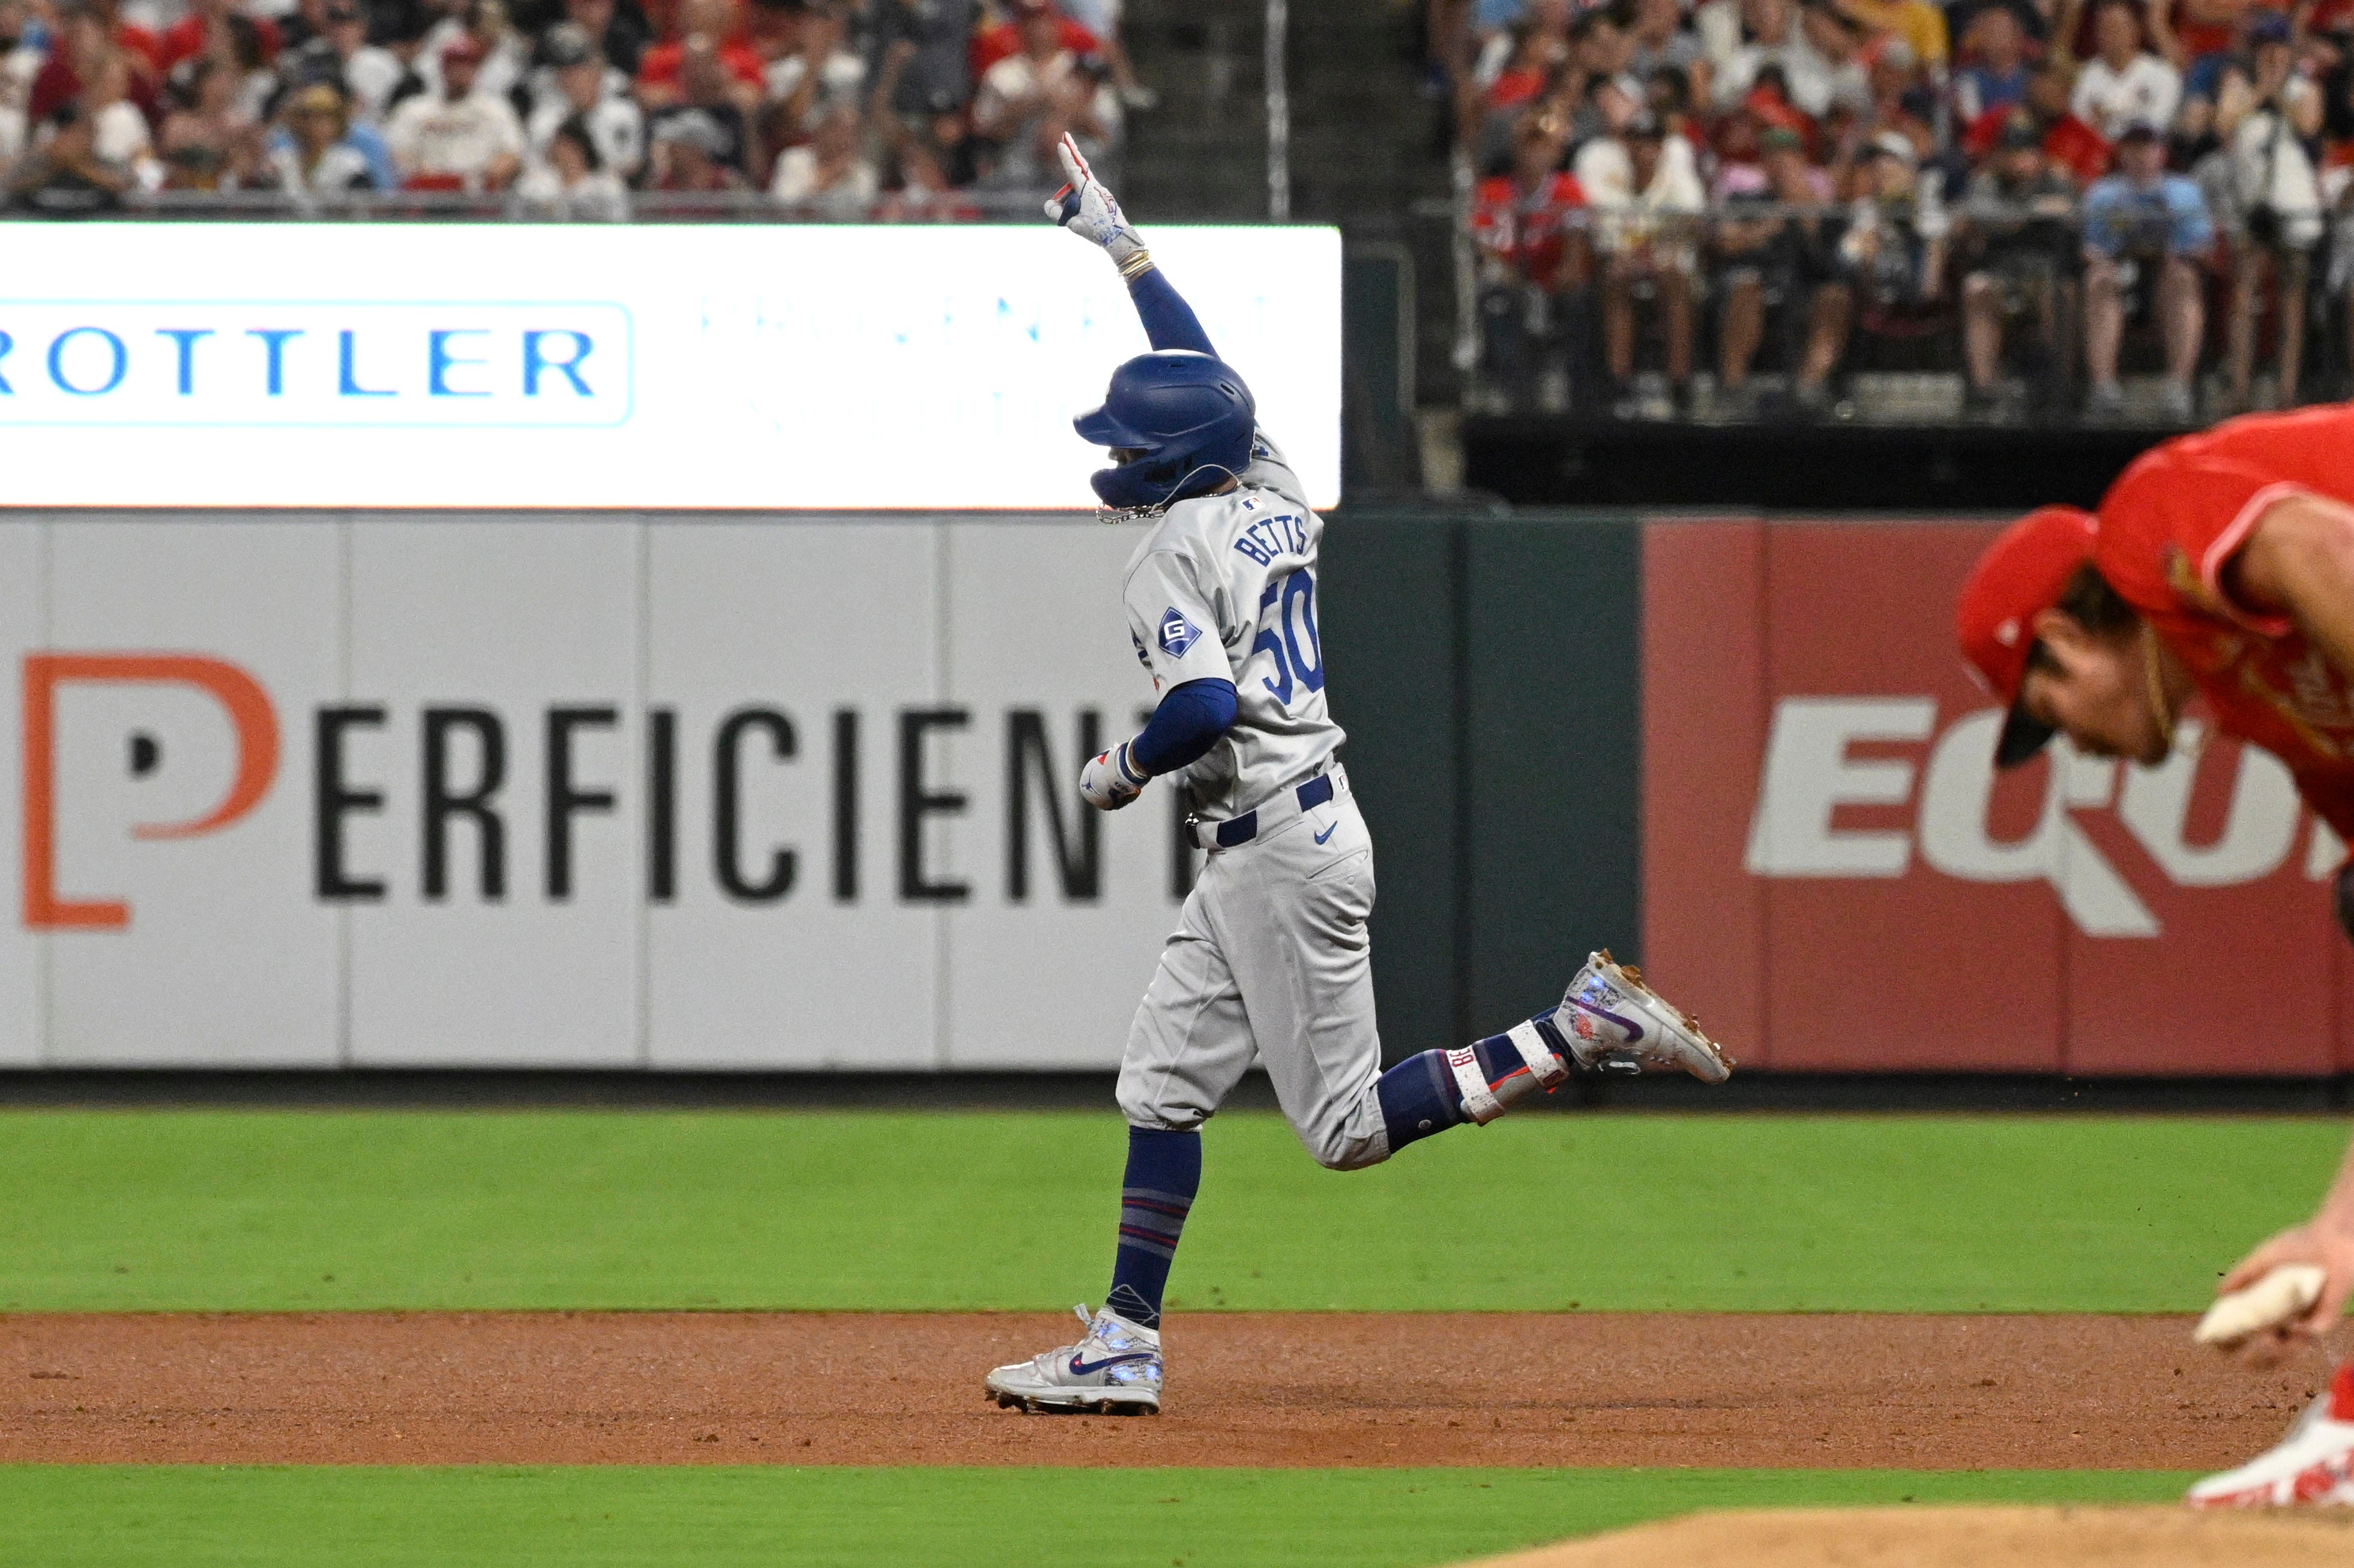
<box><xmin>0</xmin><ymin>512</ymin><xmax>1225</xmax><ymax>1068</ymax></box>
<box><xmin>0</xmin><ymin>224</ymin><xmax>1341</xmax><ymax>511</ymax></box>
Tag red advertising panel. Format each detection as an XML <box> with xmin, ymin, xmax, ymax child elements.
<box><xmin>1643</xmin><ymin>518</ymin><xmax>2347</xmax><ymax>1076</ymax></box>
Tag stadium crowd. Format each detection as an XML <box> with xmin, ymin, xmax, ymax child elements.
<box><xmin>1445</xmin><ymin>0</ymin><xmax>2354</xmax><ymax>418</ymax></box>
<box><xmin>0</xmin><ymin>0</ymin><xmax>1140</xmax><ymax>219</ymax></box>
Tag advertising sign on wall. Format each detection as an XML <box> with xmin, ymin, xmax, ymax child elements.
<box><xmin>0</xmin><ymin>225</ymin><xmax>1342</xmax><ymax>511</ymax></box>
<box><xmin>1641</xmin><ymin>518</ymin><xmax>2354</xmax><ymax>1076</ymax></box>
<box><xmin>0</xmin><ymin>513</ymin><xmax>1217</xmax><ymax>1069</ymax></box>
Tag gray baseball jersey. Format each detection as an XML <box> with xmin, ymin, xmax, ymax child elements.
<box><xmin>1120</xmin><ymin>433</ymin><xmax>1344</xmax><ymax>822</ymax></box>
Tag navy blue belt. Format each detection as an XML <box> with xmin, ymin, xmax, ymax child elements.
<box><xmin>1212</xmin><ymin>772</ymin><xmax>1334</xmax><ymax>849</ymax></box>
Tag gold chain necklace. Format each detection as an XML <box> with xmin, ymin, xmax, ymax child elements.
<box><xmin>2142</xmin><ymin>623</ymin><xmax>2181</xmax><ymax>752</ymax></box>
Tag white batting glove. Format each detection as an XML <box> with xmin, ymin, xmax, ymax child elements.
<box><xmin>1079</xmin><ymin>740</ymin><xmax>1151</xmax><ymax>811</ymax></box>
<box><xmin>1044</xmin><ymin>133</ymin><xmax>1148</xmax><ymax>273</ymax></box>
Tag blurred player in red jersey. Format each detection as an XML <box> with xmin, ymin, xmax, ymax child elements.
<box><xmin>1955</xmin><ymin>403</ymin><xmax>2354</xmax><ymax>1506</ymax></box>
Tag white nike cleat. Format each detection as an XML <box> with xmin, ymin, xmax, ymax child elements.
<box><xmin>1548</xmin><ymin>949</ymin><xmax>1733</xmax><ymax>1084</ymax></box>
<box><xmin>2187</xmin><ymin>1366</ymin><xmax>2354</xmax><ymax>1507</ymax></box>
<box><xmin>984</xmin><ymin>1305</ymin><xmax>1163</xmax><ymax>1415</ymax></box>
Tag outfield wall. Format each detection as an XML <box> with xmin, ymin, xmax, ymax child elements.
<box><xmin>0</xmin><ymin>508</ymin><xmax>2340</xmax><ymax>1074</ymax></box>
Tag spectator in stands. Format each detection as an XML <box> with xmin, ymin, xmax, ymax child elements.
<box><xmin>1801</xmin><ymin>1</ymin><xmax>1876</xmax><ymax>117</ymax></box>
<box><xmin>525</xmin><ymin>20</ymin><xmax>642</xmax><ymax>180</ymax></box>
<box><xmin>2012</xmin><ymin>56</ymin><xmax>2118</xmax><ymax>182</ymax></box>
<box><xmin>81</xmin><ymin>46</ymin><xmax>155</xmax><ymax>185</ymax></box>
<box><xmin>1804</xmin><ymin>134</ymin><xmax>1950</xmax><ymax>403</ymax></box>
<box><xmin>2217</xmin><ymin>11</ymin><xmax>2325</xmax><ymax>405</ymax></box>
<box><xmin>638</xmin><ymin>0</ymin><xmax>761</xmax><ymax>111</ymax></box>
<box><xmin>1952</xmin><ymin>4</ymin><xmax>2033</xmax><ymax>122</ymax></box>
<box><xmin>2071</xmin><ymin>0</ymin><xmax>2184</xmax><ymax>139</ymax></box>
<box><xmin>0</xmin><ymin>2</ymin><xmax>35</xmax><ymax>180</ymax></box>
<box><xmin>762</xmin><ymin>0</ymin><xmax>863</xmax><ymax>135</ymax></box>
<box><xmin>275</xmin><ymin>1</ymin><xmax>405</xmax><ymax>128</ymax></box>
<box><xmin>1472</xmin><ymin>112</ymin><xmax>1589</xmax><ymax>410</ymax></box>
<box><xmin>157</xmin><ymin>53</ymin><xmax>264</xmax><ymax>187</ymax></box>
<box><xmin>1957</xmin><ymin>110</ymin><xmax>2083</xmax><ymax>412</ymax></box>
<box><xmin>1577</xmin><ymin>109</ymin><xmax>1704</xmax><ymax>413</ymax></box>
<box><xmin>1627</xmin><ymin>0</ymin><xmax>1709</xmax><ymax>106</ymax></box>
<box><xmin>644</xmin><ymin>100</ymin><xmax>742</xmax><ymax>187</ymax></box>
<box><xmin>1840</xmin><ymin>0</ymin><xmax>1950</xmax><ymax>68</ymax></box>
<box><xmin>7</xmin><ymin>97</ymin><xmax>131</xmax><ymax>211</ymax></box>
<box><xmin>975</xmin><ymin>0</ymin><xmax>1143</xmax><ymax>107</ymax></box>
<box><xmin>32</xmin><ymin>2</ymin><xmax>160</xmax><ymax>132</ymax></box>
<box><xmin>1715</xmin><ymin>122</ymin><xmax>1844</xmax><ymax>401</ymax></box>
<box><xmin>156</xmin><ymin>0</ymin><xmax>278</xmax><ymax>78</ymax></box>
<box><xmin>384</xmin><ymin>34</ymin><xmax>523</xmax><ymax>188</ymax></box>
<box><xmin>265</xmin><ymin>79</ymin><xmax>385</xmax><ymax>195</ymax></box>
<box><xmin>511</xmin><ymin>110</ymin><xmax>628</xmax><ymax>215</ymax></box>
<box><xmin>2180</xmin><ymin>0</ymin><xmax>2269</xmax><ymax>103</ymax></box>
<box><xmin>769</xmin><ymin>97</ymin><xmax>874</xmax><ymax>212</ymax></box>
<box><xmin>871</xmin><ymin>0</ymin><xmax>973</xmax><ymax>120</ymax></box>
<box><xmin>648</xmin><ymin>31</ymin><xmax>756</xmax><ymax>179</ymax></box>
<box><xmin>2082</xmin><ymin>120</ymin><xmax>2214</xmax><ymax>418</ymax></box>
<box><xmin>972</xmin><ymin>0</ymin><xmax>1118</xmax><ymax>193</ymax></box>
<box><xmin>1715</xmin><ymin>0</ymin><xmax>1837</xmax><ymax>115</ymax></box>
<box><xmin>561</xmin><ymin>0</ymin><xmax>649</xmax><ymax>77</ymax></box>
<box><xmin>418</xmin><ymin>0</ymin><xmax>530</xmax><ymax>104</ymax></box>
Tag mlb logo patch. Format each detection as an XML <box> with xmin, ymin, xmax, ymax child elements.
<box><xmin>1158</xmin><ymin>608</ymin><xmax>1202</xmax><ymax>658</ymax></box>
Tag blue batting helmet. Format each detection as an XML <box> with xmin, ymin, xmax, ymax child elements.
<box><xmin>1074</xmin><ymin>350</ymin><xmax>1256</xmax><ymax>512</ymax></box>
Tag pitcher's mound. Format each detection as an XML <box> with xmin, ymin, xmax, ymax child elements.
<box><xmin>1474</xmin><ymin>1505</ymin><xmax>2354</xmax><ymax>1567</ymax></box>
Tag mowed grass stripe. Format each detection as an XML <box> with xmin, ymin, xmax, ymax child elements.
<box><xmin>0</xmin><ymin>1110</ymin><xmax>2340</xmax><ymax>1312</ymax></box>
<box><xmin>0</xmin><ymin>1465</ymin><xmax>2194</xmax><ymax>1568</ymax></box>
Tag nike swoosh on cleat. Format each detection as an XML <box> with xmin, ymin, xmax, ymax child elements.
<box><xmin>1068</xmin><ymin>1352</ymin><xmax>1157</xmax><ymax>1376</ymax></box>
<box><xmin>1568</xmin><ymin>997</ymin><xmax>1642</xmax><ymax>1041</ymax></box>
<box><xmin>1313</xmin><ymin>823</ymin><xmax>1338</xmax><ymax>844</ymax></box>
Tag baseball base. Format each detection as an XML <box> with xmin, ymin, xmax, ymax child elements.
<box><xmin>2194</xmin><ymin>1264</ymin><xmax>2329</xmax><ymax>1348</ymax></box>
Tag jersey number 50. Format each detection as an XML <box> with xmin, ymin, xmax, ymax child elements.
<box><xmin>1252</xmin><ymin>567</ymin><xmax>1324</xmax><ymax>705</ymax></box>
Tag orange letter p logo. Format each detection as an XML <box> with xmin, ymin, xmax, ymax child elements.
<box><xmin>22</xmin><ymin>654</ymin><xmax>280</xmax><ymax>930</ymax></box>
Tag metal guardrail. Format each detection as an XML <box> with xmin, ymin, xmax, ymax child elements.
<box><xmin>104</xmin><ymin>187</ymin><xmax>1060</xmax><ymax>221</ymax></box>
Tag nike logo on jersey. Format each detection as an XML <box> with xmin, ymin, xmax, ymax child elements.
<box><xmin>1069</xmin><ymin>1351</ymin><xmax>1157</xmax><ymax>1377</ymax></box>
<box><xmin>1314</xmin><ymin>822</ymin><xmax>1338</xmax><ymax>844</ymax></box>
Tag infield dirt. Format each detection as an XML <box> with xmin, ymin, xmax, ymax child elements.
<box><xmin>0</xmin><ymin>1311</ymin><xmax>2329</xmax><ymax>1468</ymax></box>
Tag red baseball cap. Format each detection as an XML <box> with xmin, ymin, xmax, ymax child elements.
<box><xmin>442</xmin><ymin>34</ymin><xmax>488</xmax><ymax>64</ymax></box>
<box><xmin>1954</xmin><ymin>504</ymin><xmax>2097</xmax><ymax>767</ymax></box>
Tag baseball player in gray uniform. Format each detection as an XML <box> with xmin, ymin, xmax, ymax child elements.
<box><xmin>984</xmin><ymin>138</ymin><xmax>1733</xmax><ymax>1416</ymax></box>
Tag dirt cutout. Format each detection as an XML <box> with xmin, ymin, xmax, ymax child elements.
<box><xmin>1473</xmin><ymin>1506</ymin><xmax>2354</xmax><ymax>1567</ymax></box>
<box><xmin>1</xmin><ymin>1310</ymin><xmax>2331</xmax><ymax>1468</ymax></box>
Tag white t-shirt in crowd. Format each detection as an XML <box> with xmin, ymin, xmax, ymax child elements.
<box><xmin>385</xmin><ymin>89</ymin><xmax>526</xmax><ymax>181</ymax></box>
<box><xmin>2070</xmin><ymin>53</ymin><xmax>2181</xmax><ymax>140</ymax></box>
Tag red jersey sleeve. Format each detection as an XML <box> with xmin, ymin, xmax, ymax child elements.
<box><xmin>2094</xmin><ymin>406</ymin><xmax>2354</xmax><ymax>635</ymax></box>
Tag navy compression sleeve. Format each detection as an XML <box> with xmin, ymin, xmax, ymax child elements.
<box><xmin>1130</xmin><ymin>677</ymin><xmax>1238</xmax><ymax>775</ymax></box>
<box><xmin>1128</xmin><ymin>267</ymin><xmax>1217</xmax><ymax>358</ymax></box>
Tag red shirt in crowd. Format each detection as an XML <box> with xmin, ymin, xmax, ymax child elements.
<box><xmin>1472</xmin><ymin>171</ymin><xmax>1588</xmax><ymax>286</ymax></box>
<box><xmin>972</xmin><ymin>13</ymin><xmax>1101</xmax><ymax>76</ymax></box>
<box><xmin>2093</xmin><ymin>404</ymin><xmax>2354</xmax><ymax>836</ymax></box>
<box><xmin>157</xmin><ymin>10</ymin><xmax>281</xmax><ymax>72</ymax></box>
<box><xmin>1963</xmin><ymin>103</ymin><xmax>2109</xmax><ymax>184</ymax></box>
<box><xmin>636</xmin><ymin>29</ymin><xmax>766</xmax><ymax>91</ymax></box>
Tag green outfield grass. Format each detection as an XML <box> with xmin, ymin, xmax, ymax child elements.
<box><xmin>2</xmin><ymin>1108</ymin><xmax>2341</xmax><ymax>1314</ymax></box>
<box><xmin>0</xmin><ymin>1465</ymin><xmax>2194</xmax><ymax>1568</ymax></box>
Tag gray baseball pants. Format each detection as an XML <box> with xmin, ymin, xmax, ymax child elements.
<box><xmin>1116</xmin><ymin>767</ymin><xmax>1391</xmax><ymax>1170</ymax></box>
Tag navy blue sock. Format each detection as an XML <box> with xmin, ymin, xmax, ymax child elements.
<box><xmin>1106</xmin><ymin>1126</ymin><xmax>1200</xmax><ymax>1329</ymax></box>
<box><xmin>1376</xmin><ymin>1029</ymin><xmax>1560</xmax><ymax>1156</ymax></box>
